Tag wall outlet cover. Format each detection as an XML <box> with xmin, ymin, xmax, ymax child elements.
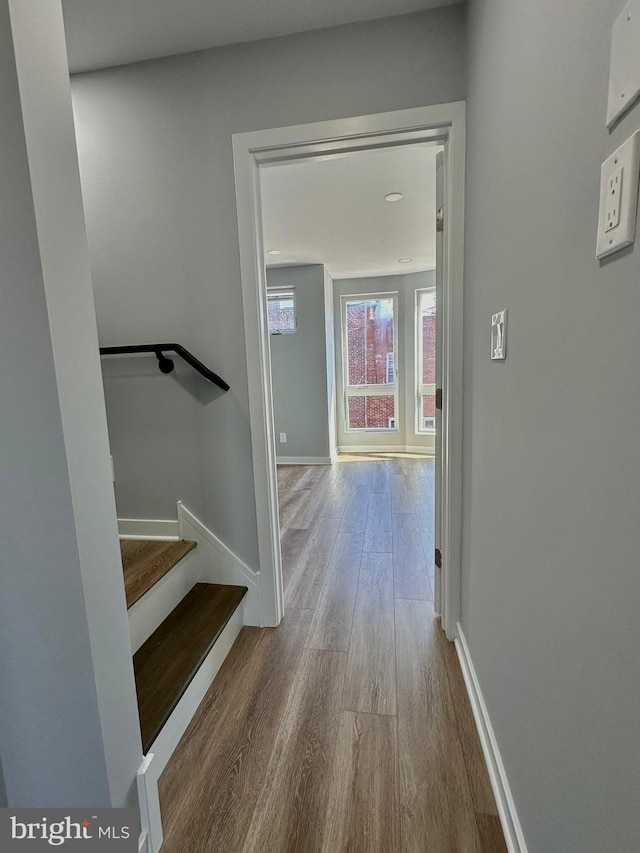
<box><xmin>596</xmin><ymin>131</ymin><xmax>640</xmax><ymax>259</ymax></box>
<box><xmin>607</xmin><ymin>0</ymin><xmax>640</xmax><ymax>129</ymax></box>
<box><xmin>491</xmin><ymin>309</ymin><xmax>507</xmax><ymax>360</ymax></box>
<box><xmin>279</xmin><ymin>432</ymin><xmax>287</xmax><ymax>443</ymax></box>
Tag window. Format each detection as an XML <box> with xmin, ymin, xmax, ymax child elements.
<box><xmin>417</xmin><ymin>290</ymin><xmax>436</xmax><ymax>433</ymax></box>
<box><xmin>267</xmin><ymin>288</ymin><xmax>296</xmax><ymax>334</ymax></box>
<box><xmin>342</xmin><ymin>295</ymin><xmax>398</xmax><ymax>431</ymax></box>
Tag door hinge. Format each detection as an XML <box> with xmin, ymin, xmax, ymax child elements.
<box><xmin>435</xmin><ymin>547</ymin><xmax>442</xmax><ymax>569</ymax></box>
<box><xmin>435</xmin><ymin>388</ymin><xmax>443</xmax><ymax>410</ymax></box>
<box><xmin>436</xmin><ymin>206</ymin><xmax>444</xmax><ymax>233</ymax></box>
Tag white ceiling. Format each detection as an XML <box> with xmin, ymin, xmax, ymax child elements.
<box><xmin>260</xmin><ymin>145</ymin><xmax>439</xmax><ymax>280</ymax></box>
<box><xmin>62</xmin><ymin>0</ymin><xmax>460</xmax><ymax>74</ymax></box>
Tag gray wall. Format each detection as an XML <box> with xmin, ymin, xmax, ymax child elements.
<box><xmin>463</xmin><ymin>1</ymin><xmax>640</xmax><ymax>850</ymax></box>
<box><xmin>0</xmin><ymin>0</ymin><xmax>115</xmax><ymax>807</ymax></box>
<box><xmin>268</xmin><ymin>265</ymin><xmax>330</xmax><ymax>460</ymax></box>
<box><xmin>71</xmin><ymin>5</ymin><xmax>467</xmax><ymax>570</ymax></box>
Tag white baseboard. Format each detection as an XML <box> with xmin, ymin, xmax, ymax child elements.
<box><xmin>455</xmin><ymin>624</ymin><xmax>528</xmax><ymax>853</ymax></box>
<box><xmin>178</xmin><ymin>502</ymin><xmax>260</xmax><ymax>626</ymax></box>
<box><xmin>405</xmin><ymin>444</ymin><xmax>435</xmax><ymax>456</ymax></box>
<box><xmin>118</xmin><ymin>518</ymin><xmax>179</xmax><ymax>540</ymax></box>
<box><xmin>276</xmin><ymin>456</ymin><xmax>332</xmax><ymax>465</ymax></box>
<box><xmin>128</xmin><ymin>551</ymin><xmax>198</xmax><ymax>653</ymax></box>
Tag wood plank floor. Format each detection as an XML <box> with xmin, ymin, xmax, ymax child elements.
<box><xmin>159</xmin><ymin>456</ymin><xmax>507</xmax><ymax>853</ymax></box>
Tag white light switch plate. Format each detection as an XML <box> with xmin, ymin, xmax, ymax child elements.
<box><xmin>491</xmin><ymin>310</ymin><xmax>507</xmax><ymax>360</ymax></box>
<box><xmin>607</xmin><ymin>0</ymin><xmax>640</xmax><ymax>129</ymax></box>
<box><xmin>596</xmin><ymin>131</ymin><xmax>640</xmax><ymax>259</ymax></box>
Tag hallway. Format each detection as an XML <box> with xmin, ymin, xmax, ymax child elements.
<box><xmin>159</xmin><ymin>457</ymin><xmax>507</xmax><ymax>852</ymax></box>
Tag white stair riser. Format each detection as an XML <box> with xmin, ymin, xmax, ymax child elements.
<box><xmin>128</xmin><ymin>553</ymin><xmax>197</xmax><ymax>653</ymax></box>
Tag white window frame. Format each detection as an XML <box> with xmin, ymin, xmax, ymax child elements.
<box><xmin>341</xmin><ymin>292</ymin><xmax>399</xmax><ymax>433</ymax></box>
<box><xmin>385</xmin><ymin>351</ymin><xmax>395</xmax><ymax>385</ymax></box>
<box><xmin>266</xmin><ymin>286</ymin><xmax>296</xmax><ymax>335</ymax></box>
<box><xmin>416</xmin><ymin>288</ymin><xmax>436</xmax><ymax>435</ymax></box>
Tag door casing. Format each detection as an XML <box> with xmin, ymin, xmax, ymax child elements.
<box><xmin>232</xmin><ymin>102</ymin><xmax>465</xmax><ymax>639</ymax></box>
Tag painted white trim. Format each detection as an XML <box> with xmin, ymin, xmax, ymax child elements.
<box><xmin>276</xmin><ymin>456</ymin><xmax>332</xmax><ymax>465</ymax></box>
<box><xmin>178</xmin><ymin>502</ymin><xmax>261</xmax><ymax>626</ymax></box>
<box><xmin>118</xmin><ymin>518</ymin><xmax>179</xmax><ymax>540</ymax></box>
<box><xmin>455</xmin><ymin>625</ymin><xmax>529</xmax><ymax>853</ymax></box>
<box><xmin>136</xmin><ymin>754</ymin><xmax>163</xmax><ymax>853</ymax></box>
<box><xmin>127</xmin><ymin>551</ymin><xmax>198</xmax><ymax>653</ymax></box>
<box><xmin>137</xmin><ymin>831</ymin><xmax>149</xmax><ymax>853</ymax></box>
<box><xmin>405</xmin><ymin>444</ymin><xmax>435</xmax><ymax>456</ymax></box>
<box><xmin>233</xmin><ymin>103</ymin><xmax>465</xmax><ymax>632</ymax></box>
<box><xmin>324</xmin><ymin>269</ymin><xmax>338</xmax><ymax>461</ymax></box>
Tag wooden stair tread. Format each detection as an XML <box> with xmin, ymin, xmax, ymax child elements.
<box><xmin>121</xmin><ymin>539</ymin><xmax>197</xmax><ymax>608</ymax></box>
<box><xmin>134</xmin><ymin>582</ymin><xmax>247</xmax><ymax>752</ymax></box>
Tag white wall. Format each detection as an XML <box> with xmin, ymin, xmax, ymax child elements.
<box><xmin>268</xmin><ymin>265</ymin><xmax>330</xmax><ymax>461</ymax></box>
<box><xmin>0</xmin><ymin>0</ymin><xmax>141</xmax><ymax>808</ymax></box>
<box><xmin>71</xmin><ymin>5</ymin><xmax>467</xmax><ymax>570</ymax></box>
<box><xmin>463</xmin><ymin>1</ymin><xmax>640</xmax><ymax>850</ymax></box>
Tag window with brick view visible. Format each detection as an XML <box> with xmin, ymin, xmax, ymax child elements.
<box><xmin>419</xmin><ymin>290</ymin><xmax>436</xmax><ymax>430</ymax></box>
<box><xmin>345</xmin><ymin>298</ymin><xmax>396</xmax><ymax>430</ymax></box>
<box><xmin>267</xmin><ymin>289</ymin><xmax>296</xmax><ymax>333</ymax></box>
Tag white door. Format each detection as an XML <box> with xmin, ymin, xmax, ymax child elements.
<box><xmin>433</xmin><ymin>150</ymin><xmax>444</xmax><ymax>614</ymax></box>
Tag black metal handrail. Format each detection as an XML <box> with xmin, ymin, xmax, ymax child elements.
<box><xmin>99</xmin><ymin>343</ymin><xmax>230</xmax><ymax>391</ymax></box>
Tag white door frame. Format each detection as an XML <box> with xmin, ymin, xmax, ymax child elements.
<box><xmin>232</xmin><ymin>102</ymin><xmax>465</xmax><ymax>638</ymax></box>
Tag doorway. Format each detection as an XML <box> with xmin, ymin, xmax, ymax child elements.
<box><xmin>232</xmin><ymin>103</ymin><xmax>465</xmax><ymax>639</ymax></box>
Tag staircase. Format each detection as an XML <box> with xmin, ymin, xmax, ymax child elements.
<box><xmin>120</xmin><ymin>538</ymin><xmax>247</xmax><ymax>756</ymax></box>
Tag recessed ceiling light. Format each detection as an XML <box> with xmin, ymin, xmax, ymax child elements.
<box><xmin>398</xmin><ymin>257</ymin><xmax>413</xmax><ymax>264</ymax></box>
<box><xmin>266</xmin><ymin>249</ymin><xmax>282</xmax><ymax>256</ymax></box>
<box><xmin>384</xmin><ymin>192</ymin><xmax>403</xmax><ymax>202</ymax></box>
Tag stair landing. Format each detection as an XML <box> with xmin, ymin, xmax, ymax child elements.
<box><xmin>121</xmin><ymin>539</ymin><xmax>197</xmax><ymax>608</ymax></box>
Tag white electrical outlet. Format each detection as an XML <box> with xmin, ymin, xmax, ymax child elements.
<box><xmin>606</xmin><ymin>167</ymin><xmax>623</xmax><ymax>231</ymax></box>
<box><xmin>279</xmin><ymin>432</ymin><xmax>287</xmax><ymax>443</ymax></box>
<box><xmin>597</xmin><ymin>131</ymin><xmax>640</xmax><ymax>259</ymax></box>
